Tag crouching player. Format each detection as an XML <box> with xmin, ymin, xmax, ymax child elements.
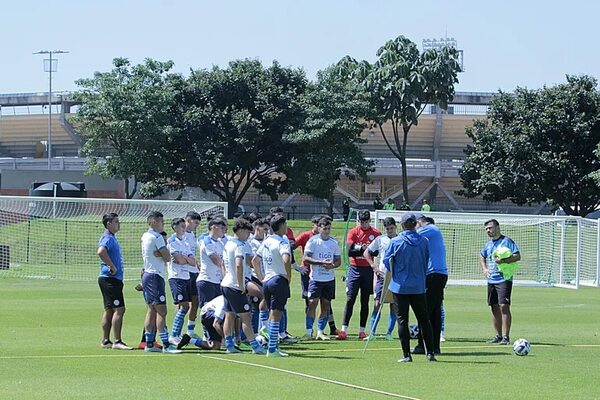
<box><xmin>303</xmin><ymin>217</ymin><xmax>341</xmax><ymax>340</ymax></box>
<box><xmin>179</xmin><ymin>295</ymin><xmax>226</xmax><ymax>350</ymax></box>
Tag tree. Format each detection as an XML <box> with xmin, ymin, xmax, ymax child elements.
<box><xmin>338</xmin><ymin>35</ymin><xmax>461</xmax><ymax>203</ymax></box>
<box><xmin>459</xmin><ymin>75</ymin><xmax>600</xmax><ymax>216</ymax></box>
<box><xmin>167</xmin><ymin>59</ymin><xmax>307</xmax><ymax>217</ymax></box>
<box><xmin>73</xmin><ymin>58</ymin><xmax>183</xmax><ymax>198</ymax></box>
<box><xmin>283</xmin><ymin>64</ymin><xmax>374</xmax><ymax>216</ymax></box>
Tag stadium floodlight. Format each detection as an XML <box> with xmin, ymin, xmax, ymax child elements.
<box><xmin>33</xmin><ymin>50</ymin><xmax>69</xmax><ymax>170</ymax></box>
<box><xmin>422</xmin><ymin>37</ymin><xmax>464</xmax><ymax>72</ymax></box>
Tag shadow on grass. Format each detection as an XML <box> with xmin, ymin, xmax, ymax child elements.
<box><xmin>286</xmin><ymin>352</ymin><xmax>355</xmax><ymax>360</ymax></box>
<box><xmin>432</xmin><ymin>360</ymin><xmax>500</xmax><ymax>365</ymax></box>
<box><xmin>442</xmin><ymin>351</ymin><xmax>511</xmax><ymax>357</ymax></box>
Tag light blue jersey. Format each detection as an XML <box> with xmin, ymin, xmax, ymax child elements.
<box><xmin>417</xmin><ymin>224</ymin><xmax>448</xmax><ymax>276</ymax></box>
<box><xmin>481</xmin><ymin>235</ymin><xmax>520</xmax><ymax>284</ymax></box>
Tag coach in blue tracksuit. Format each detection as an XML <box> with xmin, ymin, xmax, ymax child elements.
<box><xmin>383</xmin><ymin>213</ymin><xmax>436</xmax><ymax>363</ymax></box>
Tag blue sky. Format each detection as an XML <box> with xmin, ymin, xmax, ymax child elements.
<box><xmin>2</xmin><ymin>0</ymin><xmax>598</xmax><ymax>94</ymax></box>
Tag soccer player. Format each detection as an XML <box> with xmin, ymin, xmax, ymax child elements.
<box><xmin>141</xmin><ymin>211</ymin><xmax>182</xmax><ymax>354</ymax></box>
<box><xmin>249</xmin><ymin>218</ymin><xmax>269</xmax><ymax>334</ymax></box>
<box><xmin>197</xmin><ymin>218</ymin><xmax>226</xmax><ymax>308</ymax></box>
<box><xmin>252</xmin><ymin>214</ymin><xmax>292</xmax><ymax>357</ymax></box>
<box><xmin>383</xmin><ymin>213</ymin><xmax>436</xmax><ymax>362</ymax></box>
<box><xmin>413</xmin><ymin>214</ymin><xmax>448</xmax><ymax>355</ymax></box>
<box><xmin>183</xmin><ymin>211</ymin><xmax>202</xmax><ymax>338</ymax></box>
<box><xmin>97</xmin><ymin>213</ymin><xmax>132</xmax><ymax>350</ymax></box>
<box><xmin>480</xmin><ymin>219</ymin><xmax>520</xmax><ymax>345</ymax></box>
<box><xmin>363</xmin><ymin>216</ymin><xmax>398</xmax><ymax>341</ymax></box>
<box><xmin>338</xmin><ymin>209</ymin><xmax>381</xmax><ymax>340</ymax></box>
<box><xmin>166</xmin><ymin>218</ymin><xmax>197</xmax><ymax>345</ymax></box>
<box><xmin>221</xmin><ymin>218</ymin><xmax>267</xmax><ymax>354</ymax></box>
<box><xmin>303</xmin><ymin>217</ymin><xmax>341</xmax><ymax>340</ymax></box>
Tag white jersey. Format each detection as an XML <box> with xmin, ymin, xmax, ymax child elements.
<box><xmin>200</xmin><ymin>295</ymin><xmax>226</xmax><ymax>321</ymax></box>
<box><xmin>198</xmin><ymin>235</ymin><xmax>225</xmax><ymax>284</ymax></box>
<box><xmin>221</xmin><ymin>238</ymin><xmax>252</xmax><ymax>290</ymax></box>
<box><xmin>141</xmin><ymin>230</ymin><xmax>167</xmax><ymax>278</ymax></box>
<box><xmin>167</xmin><ymin>234</ymin><xmax>192</xmax><ymax>280</ymax></box>
<box><xmin>256</xmin><ymin>234</ymin><xmax>291</xmax><ymax>282</ymax></box>
<box><xmin>367</xmin><ymin>235</ymin><xmax>395</xmax><ymax>272</ymax></box>
<box><xmin>305</xmin><ymin>235</ymin><xmax>340</xmax><ymax>282</ymax></box>
<box><xmin>182</xmin><ymin>231</ymin><xmax>200</xmax><ymax>273</ymax></box>
<box><xmin>250</xmin><ymin>237</ymin><xmax>265</xmax><ymax>278</ymax></box>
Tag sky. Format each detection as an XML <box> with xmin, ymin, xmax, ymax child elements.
<box><xmin>1</xmin><ymin>0</ymin><xmax>599</xmax><ymax>95</ymax></box>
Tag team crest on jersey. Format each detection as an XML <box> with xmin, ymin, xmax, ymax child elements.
<box><xmin>369</xmin><ymin>235</ymin><xmax>375</xmax><ymax>240</ymax></box>
<box><xmin>113</xmin><ymin>299</ymin><xmax>120</xmax><ymax>306</ymax></box>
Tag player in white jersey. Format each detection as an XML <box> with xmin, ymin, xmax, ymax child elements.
<box><xmin>249</xmin><ymin>218</ymin><xmax>269</xmax><ymax>334</ymax></box>
<box><xmin>196</xmin><ymin>218</ymin><xmax>226</xmax><ymax>307</ymax></box>
<box><xmin>252</xmin><ymin>215</ymin><xmax>292</xmax><ymax>357</ymax></box>
<box><xmin>364</xmin><ymin>217</ymin><xmax>398</xmax><ymax>341</ymax></box>
<box><xmin>221</xmin><ymin>218</ymin><xmax>267</xmax><ymax>354</ymax></box>
<box><xmin>303</xmin><ymin>217</ymin><xmax>341</xmax><ymax>340</ymax></box>
<box><xmin>183</xmin><ymin>211</ymin><xmax>202</xmax><ymax>338</ymax></box>
<box><xmin>167</xmin><ymin>218</ymin><xmax>197</xmax><ymax>345</ymax></box>
<box><xmin>141</xmin><ymin>211</ymin><xmax>182</xmax><ymax>354</ymax></box>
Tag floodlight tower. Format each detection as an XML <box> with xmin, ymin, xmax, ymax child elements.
<box><xmin>33</xmin><ymin>50</ymin><xmax>69</xmax><ymax>170</ymax></box>
<box><xmin>422</xmin><ymin>37</ymin><xmax>464</xmax><ymax>72</ymax></box>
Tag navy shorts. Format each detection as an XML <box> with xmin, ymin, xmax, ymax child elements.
<box><xmin>346</xmin><ymin>266</ymin><xmax>374</xmax><ymax>298</ymax></box>
<box><xmin>222</xmin><ymin>286</ymin><xmax>252</xmax><ymax>314</ymax></box>
<box><xmin>197</xmin><ymin>280</ymin><xmax>222</xmax><ymax>306</ymax></box>
<box><xmin>98</xmin><ymin>277</ymin><xmax>125</xmax><ymax>309</ymax></box>
<box><xmin>188</xmin><ymin>272</ymin><xmax>199</xmax><ymax>297</ymax></box>
<box><xmin>308</xmin><ymin>279</ymin><xmax>336</xmax><ymax>301</ymax></box>
<box><xmin>142</xmin><ymin>272</ymin><xmax>167</xmax><ymax>305</ymax></box>
<box><xmin>263</xmin><ymin>275</ymin><xmax>290</xmax><ymax>311</ymax></box>
<box><xmin>200</xmin><ymin>312</ymin><xmax>222</xmax><ymax>342</ymax></box>
<box><xmin>169</xmin><ymin>278</ymin><xmax>192</xmax><ymax>305</ymax></box>
<box><xmin>487</xmin><ymin>281</ymin><xmax>513</xmax><ymax>305</ymax></box>
<box><xmin>374</xmin><ymin>274</ymin><xmax>384</xmax><ymax>301</ymax></box>
<box><xmin>300</xmin><ymin>273</ymin><xmax>310</xmax><ymax>299</ymax></box>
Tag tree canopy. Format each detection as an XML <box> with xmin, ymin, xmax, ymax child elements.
<box><xmin>460</xmin><ymin>75</ymin><xmax>600</xmax><ymax>216</ymax></box>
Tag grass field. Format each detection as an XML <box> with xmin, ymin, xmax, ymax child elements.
<box><xmin>1</xmin><ymin>277</ymin><xmax>599</xmax><ymax>400</ymax></box>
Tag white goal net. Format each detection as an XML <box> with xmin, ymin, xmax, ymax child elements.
<box><xmin>0</xmin><ymin>196</ymin><xmax>227</xmax><ymax>281</ymax></box>
<box><xmin>373</xmin><ymin>210</ymin><xmax>600</xmax><ymax>289</ymax></box>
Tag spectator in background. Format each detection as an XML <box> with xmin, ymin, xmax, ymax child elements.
<box><xmin>421</xmin><ymin>200</ymin><xmax>431</xmax><ymax>212</ymax></box>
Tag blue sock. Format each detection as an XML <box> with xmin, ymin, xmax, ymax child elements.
<box><xmin>187</xmin><ymin>319</ymin><xmax>196</xmax><ymax>334</ymax></box>
<box><xmin>370</xmin><ymin>310</ymin><xmax>381</xmax><ymax>335</ymax></box>
<box><xmin>441</xmin><ymin>306</ymin><xmax>446</xmax><ymax>336</ymax></box>
<box><xmin>252</xmin><ymin>307</ymin><xmax>259</xmax><ymax>334</ymax></box>
<box><xmin>172</xmin><ymin>308</ymin><xmax>187</xmax><ymax>337</ymax></box>
<box><xmin>259</xmin><ymin>310</ymin><xmax>269</xmax><ymax>330</ymax></box>
<box><xmin>306</xmin><ymin>316</ymin><xmax>315</xmax><ymax>332</ymax></box>
<box><xmin>191</xmin><ymin>338</ymin><xmax>205</xmax><ymax>348</ymax></box>
<box><xmin>225</xmin><ymin>335</ymin><xmax>235</xmax><ymax>351</ymax></box>
<box><xmin>317</xmin><ymin>316</ymin><xmax>328</xmax><ymax>332</ymax></box>
<box><xmin>249</xmin><ymin>338</ymin><xmax>260</xmax><ymax>351</ymax></box>
<box><xmin>279</xmin><ymin>310</ymin><xmax>287</xmax><ymax>334</ymax></box>
<box><xmin>269</xmin><ymin>321</ymin><xmax>279</xmax><ymax>352</ymax></box>
<box><xmin>240</xmin><ymin>329</ymin><xmax>247</xmax><ymax>342</ymax></box>
<box><xmin>387</xmin><ymin>312</ymin><xmax>396</xmax><ymax>335</ymax></box>
<box><xmin>160</xmin><ymin>330</ymin><xmax>169</xmax><ymax>346</ymax></box>
<box><xmin>145</xmin><ymin>332</ymin><xmax>155</xmax><ymax>346</ymax></box>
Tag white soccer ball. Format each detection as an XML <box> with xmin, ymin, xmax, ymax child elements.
<box><xmin>409</xmin><ymin>324</ymin><xmax>420</xmax><ymax>339</ymax></box>
<box><xmin>255</xmin><ymin>334</ymin><xmax>267</xmax><ymax>347</ymax></box>
<box><xmin>512</xmin><ymin>338</ymin><xmax>531</xmax><ymax>356</ymax></box>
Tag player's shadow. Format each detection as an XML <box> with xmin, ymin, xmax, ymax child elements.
<box><xmin>288</xmin><ymin>352</ymin><xmax>354</xmax><ymax>360</ymax></box>
<box><xmin>444</xmin><ymin>351</ymin><xmax>511</xmax><ymax>357</ymax></box>
<box><xmin>434</xmin><ymin>360</ymin><xmax>499</xmax><ymax>365</ymax></box>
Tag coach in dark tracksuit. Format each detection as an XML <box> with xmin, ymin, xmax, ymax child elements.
<box><xmin>383</xmin><ymin>213</ymin><xmax>436</xmax><ymax>362</ymax></box>
<box><xmin>413</xmin><ymin>214</ymin><xmax>448</xmax><ymax>355</ymax></box>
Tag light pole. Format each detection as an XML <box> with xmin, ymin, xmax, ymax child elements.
<box><xmin>33</xmin><ymin>50</ymin><xmax>69</xmax><ymax>169</ymax></box>
<box><xmin>422</xmin><ymin>37</ymin><xmax>464</xmax><ymax>72</ymax></box>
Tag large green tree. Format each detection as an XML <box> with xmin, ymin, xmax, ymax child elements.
<box><xmin>460</xmin><ymin>75</ymin><xmax>600</xmax><ymax>216</ymax></box>
<box><xmin>283</xmin><ymin>64</ymin><xmax>374</xmax><ymax>216</ymax></box>
<box><xmin>73</xmin><ymin>58</ymin><xmax>183</xmax><ymax>198</ymax></box>
<box><xmin>338</xmin><ymin>35</ymin><xmax>461</xmax><ymax>203</ymax></box>
<box><xmin>166</xmin><ymin>59</ymin><xmax>307</xmax><ymax>217</ymax></box>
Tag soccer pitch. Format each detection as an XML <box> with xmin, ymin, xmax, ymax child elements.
<box><xmin>1</xmin><ymin>278</ymin><xmax>599</xmax><ymax>399</ymax></box>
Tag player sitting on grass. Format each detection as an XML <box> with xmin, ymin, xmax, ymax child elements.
<box><xmin>302</xmin><ymin>217</ymin><xmax>341</xmax><ymax>340</ymax></box>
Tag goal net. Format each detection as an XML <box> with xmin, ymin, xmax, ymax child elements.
<box><xmin>0</xmin><ymin>196</ymin><xmax>227</xmax><ymax>281</ymax></box>
<box><xmin>372</xmin><ymin>210</ymin><xmax>600</xmax><ymax>289</ymax></box>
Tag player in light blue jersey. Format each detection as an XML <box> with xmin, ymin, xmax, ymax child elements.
<box><xmin>480</xmin><ymin>219</ymin><xmax>520</xmax><ymax>345</ymax></box>
<box><xmin>363</xmin><ymin>217</ymin><xmax>398</xmax><ymax>341</ymax></box>
<box><xmin>252</xmin><ymin>215</ymin><xmax>292</xmax><ymax>357</ymax></box>
<box><xmin>196</xmin><ymin>218</ymin><xmax>226</xmax><ymax>308</ymax></box>
<box><xmin>221</xmin><ymin>218</ymin><xmax>267</xmax><ymax>355</ymax></box>
<box><xmin>303</xmin><ymin>218</ymin><xmax>341</xmax><ymax>340</ymax></box>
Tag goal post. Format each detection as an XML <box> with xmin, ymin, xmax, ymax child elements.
<box><xmin>372</xmin><ymin>210</ymin><xmax>600</xmax><ymax>288</ymax></box>
<box><xmin>0</xmin><ymin>196</ymin><xmax>227</xmax><ymax>281</ymax></box>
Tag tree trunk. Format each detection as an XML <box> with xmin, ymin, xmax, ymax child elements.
<box><xmin>401</xmin><ymin>125</ymin><xmax>410</xmax><ymax>204</ymax></box>
<box><xmin>124</xmin><ymin>177</ymin><xmax>138</xmax><ymax>199</ymax></box>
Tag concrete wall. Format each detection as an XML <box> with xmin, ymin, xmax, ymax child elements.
<box><xmin>0</xmin><ymin>170</ymin><xmax>124</xmax><ymax>198</ymax></box>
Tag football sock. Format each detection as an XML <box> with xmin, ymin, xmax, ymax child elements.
<box><xmin>225</xmin><ymin>335</ymin><xmax>235</xmax><ymax>351</ymax></box>
<box><xmin>191</xmin><ymin>338</ymin><xmax>205</xmax><ymax>348</ymax></box>
<box><xmin>159</xmin><ymin>330</ymin><xmax>169</xmax><ymax>346</ymax></box>
<box><xmin>145</xmin><ymin>332</ymin><xmax>155</xmax><ymax>346</ymax></box>
<box><xmin>269</xmin><ymin>321</ymin><xmax>280</xmax><ymax>353</ymax></box>
<box><xmin>187</xmin><ymin>318</ymin><xmax>196</xmax><ymax>335</ymax></box>
<box><xmin>249</xmin><ymin>338</ymin><xmax>260</xmax><ymax>351</ymax></box>
<box><xmin>341</xmin><ymin>325</ymin><xmax>348</xmax><ymax>333</ymax></box>
<box><xmin>279</xmin><ymin>310</ymin><xmax>287</xmax><ymax>334</ymax></box>
<box><xmin>306</xmin><ymin>316</ymin><xmax>315</xmax><ymax>335</ymax></box>
<box><xmin>251</xmin><ymin>307</ymin><xmax>259</xmax><ymax>334</ymax></box>
<box><xmin>370</xmin><ymin>310</ymin><xmax>381</xmax><ymax>335</ymax></box>
<box><xmin>317</xmin><ymin>316</ymin><xmax>328</xmax><ymax>332</ymax></box>
<box><xmin>172</xmin><ymin>308</ymin><xmax>187</xmax><ymax>338</ymax></box>
<box><xmin>259</xmin><ymin>310</ymin><xmax>269</xmax><ymax>331</ymax></box>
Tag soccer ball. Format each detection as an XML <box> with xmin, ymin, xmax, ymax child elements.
<box><xmin>255</xmin><ymin>335</ymin><xmax>268</xmax><ymax>348</ymax></box>
<box><xmin>409</xmin><ymin>324</ymin><xmax>420</xmax><ymax>339</ymax></box>
<box><xmin>512</xmin><ymin>338</ymin><xmax>531</xmax><ymax>356</ymax></box>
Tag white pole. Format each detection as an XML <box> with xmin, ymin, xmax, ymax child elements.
<box><xmin>596</xmin><ymin>219</ymin><xmax>600</xmax><ymax>287</ymax></box>
<box><xmin>575</xmin><ymin>219</ymin><xmax>581</xmax><ymax>289</ymax></box>
<box><xmin>559</xmin><ymin>221</ymin><xmax>566</xmax><ymax>285</ymax></box>
<box><xmin>52</xmin><ymin>183</ymin><xmax>57</xmax><ymax>219</ymax></box>
<box><xmin>48</xmin><ymin>51</ymin><xmax>52</xmax><ymax>170</ymax></box>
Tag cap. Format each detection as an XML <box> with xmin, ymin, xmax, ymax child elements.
<box><xmin>358</xmin><ymin>210</ymin><xmax>371</xmax><ymax>221</ymax></box>
<box><xmin>400</xmin><ymin>213</ymin><xmax>417</xmax><ymax>224</ymax></box>
<box><xmin>413</xmin><ymin>212</ymin><xmax>425</xmax><ymax>220</ymax></box>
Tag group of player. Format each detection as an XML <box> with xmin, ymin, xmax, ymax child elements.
<box><xmin>97</xmin><ymin>204</ymin><xmax>519</xmax><ymax>362</ymax></box>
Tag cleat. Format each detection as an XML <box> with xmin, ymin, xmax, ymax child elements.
<box><xmin>279</xmin><ymin>336</ymin><xmax>298</xmax><ymax>345</ymax></box>
<box><xmin>440</xmin><ymin>335</ymin><xmax>446</xmax><ymax>342</ymax></box>
<box><xmin>259</xmin><ymin>328</ymin><xmax>270</xmax><ymax>342</ymax></box>
<box><xmin>134</xmin><ymin>283</ymin><xmax>143</xmax><ymax>291</ymax></box>
<box><xmin>238</xmin><ymin>342</ymin><xmax>252</xmax><ymax>351</ymax></box>
<box><xmin>168</xmin><ymin>336</ymin><xmax>182</xmax><ymax>346</ymax></box>
<box><xmin>285</xmin><ymin>332</ymin><xmax>297</xmax><ymax>340</ymax></box>
<box><xmin>162</xmin><ymin>344</ymin><xmax>183</xmax><ymax>354</ymax></box>
<box><xmin>362</xmin><ymin>335</ymin><xmax>376</xmax><ymax>342</ymax></box>
<box><xmin>330</xmin><ymin>328</ymin><xmax>340</xmax><ymax>336</ymax></box>
<box><xmin>177</xmin><ymin>334</ymin><xmax>191</xmax><ymax>350</ymax></box>
<box><xmin>487</xmin><ymin>335</ymin><xmax>502</xmax><ymax>344</ymax></box>
<box><xmin>144</xmin><ymin>345</ymin><xmax>162</xmax><ymax>353</ymax></box>
<box><xmin>336</xmin><ymin>331</ymin><xmax>347</xmax><ymax>340</ymax></box>
<box><xmin>100</xmin><ymin>340</ymin><xmax>113</xmax><ymax>349</ymax></box>
<box><xmin>386</xmin><ymin>334</ymin><xmax>393</xmax><ymax>341</ymax></box>
<box><xmin>112</xmin><ymin>341</ymin><xmax>133</xmax><ymax>350</ymax></box>
<box><xmin>226</xmin><ymin>347</ymin><xmax>243</xmax><ymax>354</ymax></box>
<box><xmin>412</xmin><ymin>346</ymin><xmax>425</xmax><ymax>355</ymax></box>
<box><xmin>499</xmin><ymin>336</ymin><xmax>510</xmax><ymax>345</ymax></box>
<box><xmin>252</xmin><ymin>346</ymin><xmax>267</xmax><ymax>355</ymax></box>
<box><xmin>315</xmin><ymin>332</ymin><xmax>331</xmax><ymax>341</ymax></box>
<box><xmin>427</xmin><ymin>353</ymin><xmax>438</xmax><ymax>362</ymax></box>
<box><xmin>358</xmin><ymin>332</ymin><xmax>367</xmax><ymax>340</ymax></box>
<box><xmin>398</xmin><ymin>356</ymin><xmax>413</xmax><ymax>363</ymax></box>
<box><xmin>300</xmin><ymin>334</ymin><xmax>314</xmax><ymax>341</ymax></box>
<box><xmin>267</xmin><ymin>349</ymin><xmax>289</xmax><ymax>357</ymax></box>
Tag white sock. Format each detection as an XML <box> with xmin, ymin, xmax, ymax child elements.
<box><xmin>306</xmin><ymin>329</ymin><xmax>313</xmax><ymax>336</ymax></box>
<box><xmin>359</xmin><ymin>326</ymin><xmax>366</xmax><ymax>333</ymax></box>
<box><xmin>341</xmin><ymin>325</ymin><xmax>348</xmax><ymax>332</ymax></box>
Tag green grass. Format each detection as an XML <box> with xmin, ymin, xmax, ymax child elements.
<box><xmin>1</xmin><ymin>277</ymin><xmax>599</xmax><ymax>399</ymax></box>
